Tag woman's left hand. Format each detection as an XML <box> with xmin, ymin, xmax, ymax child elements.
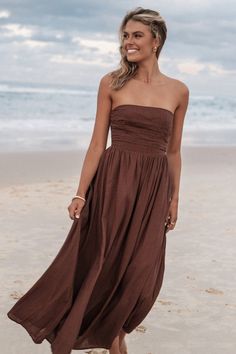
<box><xmin>165</xmin><ymin>199</ymin><xmax>178</xmax><ymax>233</ymax></box>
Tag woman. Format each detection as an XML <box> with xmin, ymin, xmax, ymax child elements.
<box><xmin>7</xmin><ymin>7</ymin><xmax>189</xmax><ymax>354</ymax></box>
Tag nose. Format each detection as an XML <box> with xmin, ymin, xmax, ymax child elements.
<box><xmin>124</xmin><ymin>36</ymin><xmax>135</xmax><ymax>49</ymax></box>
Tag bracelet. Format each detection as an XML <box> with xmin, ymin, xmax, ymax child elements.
<box><xmin>72</xmin><ymin>195</ymin><xmax>86</xmax><ymax>202</ymax></box>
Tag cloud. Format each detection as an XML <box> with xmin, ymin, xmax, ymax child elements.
<box><xmin>72</xmin><ymin>37</ymin><xmax>119</xmax><ymax>55</ymax></box>
<box><xmin>1</xmin><ymin>23</ymin><xmax>33</xmax><ymax>37</ymax></box>
<box><xmin>177</xmin><ymin>60</ymin><xmax>206</xmax><ymax>75</ymax></box>
<box><xmin>49</xmin><ymin>54</ymin><xmax>111</xmax><ymax>67</ymax></box>
<box><xmin>0</xmin><ymin>0</ymin><xmax>235</xmax><ymax>94</ymax></box>
<box><xmin>177</xmin><ymin>59</ymin><xmax>236</xmax><ymax>76</ymax></box>
<box><xmin>207</xmin><ymin>63</ymin><xmax>236</xmax><ymax>76</ymax></box>
<box><xmin>0</xmin><ymin>10</ymin><xmax>10</xmax><ymax>18</ymax></box>
<box><xmin>20</xmin><ymin>39</ymin><xmax>50</xmax><ymax>48</ymax></box>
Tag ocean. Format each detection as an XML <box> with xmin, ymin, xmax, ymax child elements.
<box><xmin>0</xmin><ymin>82</ymin><xmax>235</xmax><ymax>152</ymax></box>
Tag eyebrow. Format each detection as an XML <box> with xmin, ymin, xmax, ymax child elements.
<box><xmin>122</xmin><ymin>31</ymin><xmax>144</xmax><ymax>35</ymax></box>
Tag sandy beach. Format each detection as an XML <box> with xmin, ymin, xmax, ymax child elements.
<box><xmin>1</xmin><ymin>146</ymin><xmax>236</xmax><ymax>354</ymax></box>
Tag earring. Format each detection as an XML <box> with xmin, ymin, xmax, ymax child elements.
<box><xmin>153</xmin><ymin>46</ymin><xmax>157</xmax><ymax>52</ymax></box>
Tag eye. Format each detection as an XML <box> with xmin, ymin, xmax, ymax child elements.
<box><xmin>122</xmin><ymin>33</ymin><xmax>142</xmax><ymax>40</ymax></box>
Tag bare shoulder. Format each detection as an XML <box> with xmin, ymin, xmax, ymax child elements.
<box><xmin>99</xmin><ymin>72</ymin><xmax>113</xmax><ymax>92</ymax></box>
<box><xmin>175</xmin><ymin>79</ymin><xmax>189</xmax><ymax>98</ymax></box>
<box><xmin>167</xmin><ymin>77</ymin><xmax>190</xmax><ymax>114</ymax></box>
<box><xmin>164</xmin><ymin>75</ymin><xmax>189</xmax><ymax>95</ymax></box>
<box><xmin>168</xmin><ymin>77</ymin><xmax>189</xmax><ymax>96</ymax></box>
<box><xmin>174</xmin><ymin>79</ymin><xmax>189</xmax><ymax>110</ymax></box>
<box><xmin>96</xmin><ymin>73</ymin><xmax>113</xmax><ymax>110</ymax></box>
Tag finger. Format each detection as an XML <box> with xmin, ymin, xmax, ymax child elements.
<box><xmin>165</xmin><ymin>215</ymin><xmax>170</xmax><ymax>224</ymax></box>
<box><xmin>67</xmin><ymin>208</ymin><xmax>74</xmax><ymax>220</ymax></box>
<box><xmin>167</xmin><ymin>220</ymin><xmax>177</xmax><ymax>230</ymax></box>
<box><xmin>68</xmin><ymin>201</ymin><xmax>85</xmax><ymax>220</ymax></box>
<box><xmin>68</xmin><ymin>206</ymin><xmax>77</xmax><ymax>220</ymax></box>
<box><xmin>74</xmin><ymin>206</ymin><xmax>84</xmax><ymax>219</ymax></box>
<box><xmin>165</xmin><ymin>216</ymin><xmax>172</xmax><ymax>227</ymax></box>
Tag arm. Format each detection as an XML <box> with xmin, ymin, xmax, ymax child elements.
<box><xmin>165</xmin><ymin>82</ymin><xmax>189</xmax><ymax>230</ymax></box>
<box><xmin>68</xmin><ymin>74</ymin><xmax>112</xmax><ymax>220</ymax></box>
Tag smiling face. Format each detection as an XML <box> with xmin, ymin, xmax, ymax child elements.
<box><xmin>121</xmin><ymin>19</ymin><xmax>160</xmax><ymax>62</ymax></box>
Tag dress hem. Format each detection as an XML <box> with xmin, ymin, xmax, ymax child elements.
<box><xmin>7</xmin><ymin>310</ymin><xmax>131</xmax><ymax>351</ymax></box>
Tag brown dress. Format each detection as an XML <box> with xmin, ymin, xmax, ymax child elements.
<box><xmin>7</xmin><ymin>104</ymin><xmax>173</xmax><ymax>354</ymax></box>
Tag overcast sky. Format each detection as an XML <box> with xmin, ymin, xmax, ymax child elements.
<box><xmin>0</xmin><ymin>0</ymin><xmax>235</xmax><ymax>95</ymax></box>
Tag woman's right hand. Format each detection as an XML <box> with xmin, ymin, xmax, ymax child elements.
<box><xmin>67</xmin><ymin>199</ymin><xmax>86</xmax><ymax>220</ymax></box>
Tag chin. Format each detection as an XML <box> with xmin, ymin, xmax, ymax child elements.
<box><xmin>126</xmin><ymin>56</ymin><xmax>140</xmax><ymax>63</ymax></box>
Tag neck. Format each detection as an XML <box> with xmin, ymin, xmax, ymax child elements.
<box><xmin>134</xmin><ymin>61</ymin><xmax>162</xmax><ymax>83</ymax></box>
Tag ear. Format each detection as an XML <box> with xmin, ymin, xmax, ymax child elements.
<box><xmin>154</xmin><ymin>35</ymin><xmax>161</xmax><ymax>48</ymax></box>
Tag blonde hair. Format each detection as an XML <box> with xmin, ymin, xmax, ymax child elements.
<box><xmin>109</xmin><ymin>7</ymin><xmax>167</xmax><ymax>90</ymax></box>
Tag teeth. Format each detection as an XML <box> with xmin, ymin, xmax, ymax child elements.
<box><xmin>127</xmin><ymin>49</ymin><xmax>138</xmax><ymax>53</ymax></box>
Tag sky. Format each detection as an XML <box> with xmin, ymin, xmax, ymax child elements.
<box><xmin>0</xmin><ymin>0</ymin><xmax>235</xmax><ymax>96</ymax></box>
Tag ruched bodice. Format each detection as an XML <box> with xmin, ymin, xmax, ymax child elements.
<box><xmin>110</xmin><ymin>104</ymin><xmax>173</xmax><ymax>155</ymax></box>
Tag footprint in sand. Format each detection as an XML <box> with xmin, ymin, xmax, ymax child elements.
<box><xmin>10</xmin><ymin>290</ymin><xmax>24</xmax><ymax>300</ymax></box>
<box><xmin>225</xmin><ymin>303</ymin><xmax>236</xmax><ymax>308</ymax></box>
<box><xmin>205</xmin><ymin>288</ymin><xmax>224</xmax><ymax>295</ymax></box>
<box><xmin>158</xmin><ymin>299</ymin><xmax>173</xmax><ymax>305</ymax></box>
<box><xmin>135</xmin><ymin>325</ymin><xmax>147</xmax><ymax>333</ymax></box>
<box><xmin>175</xmin><ymin>308</ymin><xmax>192</xmax><ymax>314</ymax></box>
